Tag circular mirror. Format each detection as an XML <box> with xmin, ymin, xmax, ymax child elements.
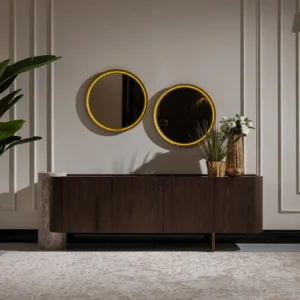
<box><xmin>86</xmin><ymin>70</ymin><xmax>148</xmax><ymax>132</ymax></box>
<box><xmin>153</xmin><ymin>84</ymin><xmax>215</xmax><ymax>146</ymax></box>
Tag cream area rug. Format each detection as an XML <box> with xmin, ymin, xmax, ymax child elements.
<box><xmin>0</xmin><ymin>252</ymin><xmax>300</xmax><ymax>300</ymax></box>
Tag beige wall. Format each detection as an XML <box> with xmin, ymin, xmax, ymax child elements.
<box><xmin>0</xmin><ymin>0</ymin><xmax>299</xmax><ymax>229</ymax></box>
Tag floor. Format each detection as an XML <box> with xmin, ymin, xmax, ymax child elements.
<box><xmin>1</xmin><ymin>242</ymin><xmax>300</xmax><ymax>253</ymax></box>
<box><xmin>0</xmin><ymin>249</ymin><xmax>299</xmax><ymax>300</ymax></box>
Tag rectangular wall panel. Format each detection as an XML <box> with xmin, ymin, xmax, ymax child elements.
<box><xmin>0</xmin><ymin>0</ymin><xmax>14</xmax><ymax>212</ymax></box>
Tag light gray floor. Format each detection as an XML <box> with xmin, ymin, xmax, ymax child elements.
<box><xmin>237</xmin><ymin>243</ymin><xmax>300</xmax><ymax>252</ymax></box>
<box><xmin>0</xmin><ymin>243</ymin><xmax>300</xmax><ymax>253</ymax></box>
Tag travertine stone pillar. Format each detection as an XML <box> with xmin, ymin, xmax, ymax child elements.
<box><xmin>38</xmin><ymin>172</ymin><xmax>67</xmax><ymax>250</ymax></box>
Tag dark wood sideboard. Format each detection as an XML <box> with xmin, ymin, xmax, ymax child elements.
<box><xmin>50</xmin><ymin>174</ymin><xmax>263</xmax><ymax>251</ymax></box>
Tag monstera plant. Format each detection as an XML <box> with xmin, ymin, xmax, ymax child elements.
<box><xmin>0</xmin><ymin>55</ymin><xmax>61</xmax><ymax>156</ymax></box>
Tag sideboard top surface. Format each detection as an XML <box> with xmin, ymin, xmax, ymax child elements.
<box><xmin>63</xmin><ymin>174</ymin><xmax>262</xmax><ymax>178</ymax></box>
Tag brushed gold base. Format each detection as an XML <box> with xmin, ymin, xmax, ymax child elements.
<box><xmin>207</xmin><ymin>161</ymin><xmax>226</xmax><ymax>177</ymax></box>
<box><xmin>225</xmin><ymin>169</ymin><xmax>244</xmax><ymax>177</ymax></box>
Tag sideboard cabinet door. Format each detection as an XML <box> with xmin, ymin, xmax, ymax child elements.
<box><xmin>163</xmin><ymin>176</ymin><xmax>214</xmax><ymax>233</ymax></box>
<box><xmin>59</xmin><ymin>177</ymin><xmax>113</xmax><ymax>233</ymax></box>
<box><xmin>214</xmin><ymin>177</ymin><xmax>263</xmax><ymax>233</ymax></box>
<box><xmin>112</xmin><ymin>176</ymin><xmax>164</xmax><ymax>233</ymax></box>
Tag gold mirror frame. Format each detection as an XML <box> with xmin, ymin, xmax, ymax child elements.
<box><xmin>86</xmin><ymin>69</ymin><xmax>148</xmax><ymax>132</ymax></box>
<box><xmin>153</xmin><ymin>84</ymin><xmax>216</xmax><ymax>147</ymax></box>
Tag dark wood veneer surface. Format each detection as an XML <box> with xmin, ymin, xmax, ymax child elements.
<box><xmin>113</xmin><ymin>176</ymin><xmax>163</xmax><ymax>233</ymax></box>
<box><xmin>214</xmin><ymin>177</ymin><xmax>263</xmax><ymax>233</ymax></box>
<box><xmin>164</xmin><ymin>177</ymin><xmax>214</xmax><ymax>233</ymax></box>
<box><xmin>50</xmin><ymin>178</ymin><xmax>62</xmax><ymax>232</ymax></box>
<box><xmin>50</xmin><ymin>175</ymin><xmax>263</xmax><ymax>235</ymax></box>
<box><xmin>56</xmin><ymin>177</ymin><xmax>113</xmax><ymax>233</ymax></box>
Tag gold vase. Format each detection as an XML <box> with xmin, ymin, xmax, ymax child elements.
<box><xmin>226</xmin><ymin>133</ymin><xmax>244</xmax><ymax>177</ymax></box>
<box><xmin>206</xmin><ymin>161</ymin><xmax>226</xmax><ymax>177</ymax></box>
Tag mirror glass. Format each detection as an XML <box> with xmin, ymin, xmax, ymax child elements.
<box><xmin>87</xmin><ymin>71</ymin><xmax>147</xmax><ymax>131</ymax></box>
<box><xmin>154</xmin><ymin>86</ymin><xmax>215</xmax><ymax>146</ymax></box>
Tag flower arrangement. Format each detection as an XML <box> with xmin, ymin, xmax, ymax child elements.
<box><xmin>220</xmin><ymin>114</ymin><xmax>255</xmax><ymax>136</ymax></box>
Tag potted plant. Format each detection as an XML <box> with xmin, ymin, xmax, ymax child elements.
<box><xmin>220</xmin><ymin>114</ymin><xmax>255</xmax><ymax>176</ymax></box>
<box><xmin>194</xmin><ymin>121</ymin><xmax>231</xmax><ymax>177</ymax></box>
<box><xmin>0</xmin><ymin>55</ymin><xmax>61</xmax><ymax>156</ymax></box>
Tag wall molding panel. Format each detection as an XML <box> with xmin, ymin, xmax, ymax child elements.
<box><xmin>278</xmin><ymin>0</ymin><xmax>300</xmax><ymax>213</ymax></box>
<box><xmin>256</xmin><ymin>0</ymin><xmax>262</xmax><ymax>176</ymax></box>
<box><xmin>0</xmin><ymin>0</ymin><xmax>17</xmax><ymax>212</ymax></box>
<box><xmin>47</xmin><ymin>0</ymin><xmax>54</xmax><ymax>173</ymax></box>
<box><xmin>30</xmin><ymin>0</ymin><xmax>38</xmax><ymax>211</ymax></box>
<box><xmin>240</xmin><ymin>0</ymin><xmax>245</xmax><ymax>116</ymax></box>
<box><xmin>296</xmin><ymin>0</ymin><xmax>300</xmax><ymax>196</ymax></box>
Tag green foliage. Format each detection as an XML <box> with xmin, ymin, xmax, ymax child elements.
<box><xmin>0</xmin><ymin>55</ymin><xmax>61</xmax><ymax>157</ymax></box>
<box><xmin>194</xmin><ymin>121</ymin><xmax>232</xmax><ymax>162</ymax></box>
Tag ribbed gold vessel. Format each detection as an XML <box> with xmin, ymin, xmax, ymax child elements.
<box><xmin>206</xmin><ymin>161</ymin><xmax>226</xmax><ymax>177</ymax></box>
<box><xmin>226</xmin><ymin>134</ymin><xmax>244</xmax><ymax>177</ymax></box>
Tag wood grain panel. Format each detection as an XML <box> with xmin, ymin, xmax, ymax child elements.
<box><xmin>112</xmin><ymin>176</ymin><xmax>163</xmax><ymax>233</ymax></box>
<box><xmin>50</xmin><ymin>177</ymin><xmax>62</xmax><ymax>232</ymax></box>
<box><xmin>163</xmin><ymin>176</ymin><xmax>214</xmax><ymax>233</ymax></box>
<box><xmin>60</xmin><ymin>177</ymin><xmax>113</xmax><ymax>233</ymax></box>
<box><xmin>214</xmin><ymin>176</ymin><xmax>263</xmax><ymax>233</ymax></box>
<box><xmin>97</xmin><ymin>177</ymin><xmax>113</xmax><ymax>233</ymax></box>
<box><xmin>51</xmin><ymin>175</ymin><xmax>263</xmax><ymax>235</ymax></box>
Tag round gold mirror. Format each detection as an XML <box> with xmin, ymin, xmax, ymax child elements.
<box><xmin>154</xmin><ymin>84</ymin><xmax>215</xmax><ymax>147</ymax></box>
<box><xmin>86</xmin><ymin>70</ymin><xmax>148</xmax><ymax>132</ymax></box>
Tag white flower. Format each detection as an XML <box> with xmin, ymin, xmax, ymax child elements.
<box><xmin>228</xmin><ymin>121</ymin><xmax>236</xmax><ymax>128</ymax></box>
<box><xmin>249</xmin><ymin>121</ymin><xmax>253</xmax><ymax>127</ymax></box>
<box><xmin>221</xmin><ymin>117</ymin><xmax>227</xmax><ymax>122</ymax></box>
<box><xmin>241</xmin><ymin>125</ymin><xmax>250</xmax><ymax>135</ymax></box>
<box><xmin>239</xmin><ymin>116</ymin><xmax>245</xmax><ymax>124</ymax></box>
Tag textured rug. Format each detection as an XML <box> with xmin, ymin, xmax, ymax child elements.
<box><xmin>0</xmin><ymin>252</ymin><xmax>300</xmax><ymax>300</ymax></box>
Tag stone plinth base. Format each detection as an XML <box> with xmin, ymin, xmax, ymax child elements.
<box><xmin>38</xmin><ymin>173</ymin><xmax>66</xmax><ymax>250</ymax></box>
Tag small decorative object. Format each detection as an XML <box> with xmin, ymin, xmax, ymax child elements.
<box><xmin>206</xmin><ymin>161</ymin><xmax>226</xmax><ymax>177</ymax></box>
<box><xmin>194</xmin><ymin>121</ymin><xmax>231</xmax><ymax>177</ymax></box>
<box><xmin>220</xmin><ymin>114</ymin><xmax>255</xmax><ymax>177</ymax></box>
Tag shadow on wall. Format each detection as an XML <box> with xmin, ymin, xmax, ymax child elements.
<box><xmin>140</xmin><ymin>88</ymin><xmax>205</xmax><ymax>174</ymax></box>
<box><xmin>76</xmin><ymin>79</ymin><xmax>204</xmax><ymax>174</ymax></box>
<box><xmin>142</xmin><ymin>89</ymin><xmax>171</xmax><ymax>151</ymax></box>
<box><xmin>132</xmin><ymin>151</ymin><xmax>204</xmax><ymax>174</ymax></box>
<box><xmin>109</xmin><ymin>149</ymin><xmax>204</xmax><ymax>174</ymax></box>
<box><xmin>292</xmin><ymin>12</ymin><xmax>300</xmax><ymax>33</ymax></box>
<box><xmin>76</xmin><ymin>74</ymin><xmax>122</xmax><ymax>137</ymax></box>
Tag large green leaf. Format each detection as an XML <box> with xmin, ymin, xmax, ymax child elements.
<box><xmin>0</xmin><ymin>120</ymin><xmax>25</xmax><ymax>140</ymax></box>
<box><xmin>0</xmin><ymin>89</ymin><xmax>21</xmax><ymax>103</ymax></box>
<box><xmin>0</xmin><ymin>75</ymin><xmax>17</xmax><ymax>94</ymax></box>
<box><xmin>0</xmin><ymin>94</ymin><xmax>23</xmax><ymax>118</ymax></box>
<box><xmin>0</xmin><ymin>90</ymin><xmax>23</xmax><ymax>117</ymax></box>
<box><xmin>4</xmin><ymin>136</ymin><xmax>42</xmax><ymax>152</ymax></box>
<box><xmin>1</xmin><ymin>55</ymin><xmax>61</xmax><ymax>84</ymax></box>
<box><xmin>0</xmin><ymin>89</ymin><xmax>21</xmax><ymax>108</ymax></box>
<box><xmin>0</xmin><ymin>136</ymin><xmax>22</xmax><ymax>147</ymax></box>
<box><xmin>0</xmin><ymin>59</ymin><xmax>10</xmax><ymax>79</ymax></box>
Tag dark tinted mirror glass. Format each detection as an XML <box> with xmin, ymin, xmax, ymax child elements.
<box><xmin>156</xmin><ymin>87</ymin><xmax>214</xmax><ymax>144</ymax></box>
